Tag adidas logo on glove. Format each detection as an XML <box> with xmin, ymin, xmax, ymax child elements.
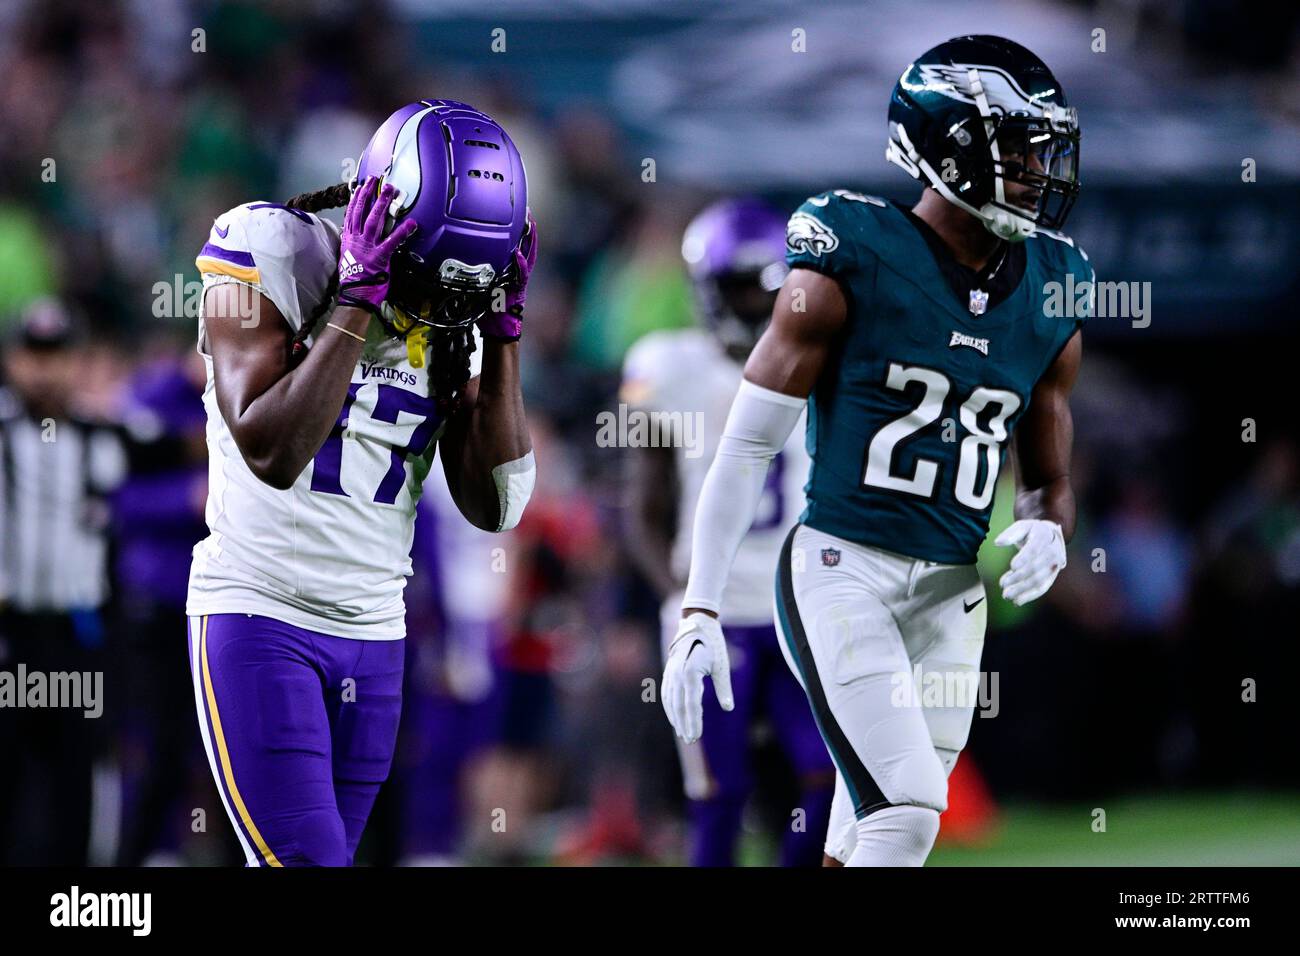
<box><xmin>339</xmin><ymin>250</ymin><xmax>365</xmax><ymax>281</ymax></box>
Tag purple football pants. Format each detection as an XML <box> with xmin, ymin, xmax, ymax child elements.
<box><xmin>684</xmin><ymin>623</ymin><xmax>834</xmax><ymax>867</ymax></box>
<box><xmin>187</xmin><ymin>614</ymin><xmax>404</xmax><ymax>867</ymax></box>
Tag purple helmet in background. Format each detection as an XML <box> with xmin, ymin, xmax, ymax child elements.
<box><xmin>355</xmin><ymin>99</ymin><xmax>528</xmax><ymax>333</ymax></box>
<box><xmin>681</xmin><ymin>197</ymin><xmax>789</xmax><ymax>359</ymax></box>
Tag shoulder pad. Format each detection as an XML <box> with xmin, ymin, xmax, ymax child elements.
<box><xmin>1030</xmin><ymin>228</ymin><xmax>1093</xmax><ymax>278</ymax></box>
<box><xmin>196</xmin><ymin>202</ymin><xmax>339</xmax><ymax>331</ymax></box>
<box><xmin>621</xmin><ymin>328</ymin><xmax>712</xmax><ymax>411</ymax></box>
<box><xmin>786</xmin><ymin>190</ymin><xmax>893</xmax><ymax>276</ymax></box>
<box><xmin>1031</xmin><ymin>229</ymin><xmax>1096</xmax><ymax>325</ymax></box>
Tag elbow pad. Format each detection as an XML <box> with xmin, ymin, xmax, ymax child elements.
<box><xmin>491</xmin><ymin>451</ymin><xmax>536</xmax><ymax>532</ymax></box>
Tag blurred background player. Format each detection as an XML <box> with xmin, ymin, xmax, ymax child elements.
<box><xmin>110</xmin><ymin>343</ymin><xmax>214</xmax><ymax>865</ymax></box>
<box><xmin>391</xmin><ymin>467</ymin><xmax>506</xmax><ymax>866</ymax></box>
<box><xmin>185</xmin><ymin>100</ymin><xmax>536</xmax><ymax>866</ymax></box>
<box><xmin>662</xmin><ymin>36</ymin><xmax>1090</xmax><ymax>867</ymax></box>
<box><xmin>623</xmin><ymin>199</ymin><xmax>833</xmax><ymax>866</ymax></box>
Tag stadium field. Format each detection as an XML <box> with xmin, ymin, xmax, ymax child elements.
<box><xmin>928</xmin><ymin>792</ymin><xmax>1300</xmax><ymax>867</ymax></box>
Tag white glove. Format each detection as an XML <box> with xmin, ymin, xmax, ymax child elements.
<box><xmin>661</xmin><ymin>612</ymin><xmax>734</xmax><ymax>744</ymax></box>
<box><xmin>995</xmin><ymin>519</ymin><xmax>1066</xmax><ymax>606</ymax></box>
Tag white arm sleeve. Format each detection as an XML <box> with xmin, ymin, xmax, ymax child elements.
<box><xmin>681</xmin><ymin>379</ymin><xmax>807</xmax><ymax>614</ymax></box>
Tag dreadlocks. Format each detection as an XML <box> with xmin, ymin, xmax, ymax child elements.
<box><xmin>284</xmin><ymin>181</ymin><xmax>353</xmax><ymax>213</ymax></box>
<box><xmin>282</xmin><ymin>183</ymin><xmax>477</xmax><ymax>410</ymax></box>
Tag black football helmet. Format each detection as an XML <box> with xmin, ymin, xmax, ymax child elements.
<box><xmin>886</xmin><ymin>35</ymin><xmax>1080</xmax><ymax>241</ymax></box>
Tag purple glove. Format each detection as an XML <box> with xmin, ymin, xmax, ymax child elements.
<box><xmin>479</xmin><ymin>212</ymin><xmax>538</xmax><ymax>341</ymax></box>
<box><xmin>336</xmin><ymin>177</ymin><xmax>417</xmax><ymax>315</ymax></box>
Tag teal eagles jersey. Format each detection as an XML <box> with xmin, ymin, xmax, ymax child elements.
<box><xmin>785</xmin><ymin>190</ymin><xmax>1093</xmax><ymax>565</ymax></box>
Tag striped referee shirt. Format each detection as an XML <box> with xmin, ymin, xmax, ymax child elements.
<box><xmin>0</xmin><ymin>387</ymin><xmax>128</xmax><ymax>612</ymax></box>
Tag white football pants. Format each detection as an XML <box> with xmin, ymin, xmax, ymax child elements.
<box><xmin>773</xmin><ymin>523</ymin><xmax>988</xmax><ymax>864</ymax></box>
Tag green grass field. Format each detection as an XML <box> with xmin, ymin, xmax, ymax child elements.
<box><xmin>927</xmin><ymin>791</ymin><xmax>1300</xmax><ymax>866</ymax></box>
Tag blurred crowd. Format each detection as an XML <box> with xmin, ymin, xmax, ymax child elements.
<box><xmin>0</xmin><ymin>0</ymin><xmax>1296</xmax><ymax>866</ymax></box>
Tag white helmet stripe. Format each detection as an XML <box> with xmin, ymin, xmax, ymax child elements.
<box><xmin>966</xmin><ymin>68</ymin><xmax>1007</xmax><ymax>208</ymax></box>
<box><xmin>384</xmin><ymin>104</ymin><xmax>438</xmax><ymax>218</ymax></box>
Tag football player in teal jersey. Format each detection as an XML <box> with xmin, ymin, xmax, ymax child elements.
<box><xmin>661</xmin><ymin>35</ymin><xmax>1092</xmax><ymax>866</ymax></box>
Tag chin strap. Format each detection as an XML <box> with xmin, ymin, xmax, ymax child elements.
<box><xmin>405</xmin><ymin>325</ymin><xmax>428</xmax><ymax>368</ymax></box>
<box><xmin>381</xmin><ymin>301</ymin><xmax>432</xmax><ymax>367</ymax></box>
<box><xmin>980</xmin><ymin>206</ymin><xmax>1035</xmax><ymax>242</ymax></box>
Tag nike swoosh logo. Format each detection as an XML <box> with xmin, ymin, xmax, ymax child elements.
<box><xmin>684</xmin><ymin>639</ymin><xmax>704</xmax><ymax>660</ymax></box>
<box><xmin>963</xmin><ymin>597</ymin><xmax>985</xmax><ymax>613</ymax></box>
<box><xmin>214</xmin><ymin>222</ymin><xmax>229</xmax><ymax>238</ymax></box>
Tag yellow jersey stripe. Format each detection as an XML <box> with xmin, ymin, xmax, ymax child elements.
<box><xmin>195</xmin><ymin>256</ymin><xmax>261</xmax><ymax>285</ymax></box>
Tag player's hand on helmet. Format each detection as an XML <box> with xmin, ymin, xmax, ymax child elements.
<box><xmin>661</xmin><ymin>611</ymin><xmax>734</xmax><ymax>744</ymax></box>
<box><xmin>480</xmin><ymin>211</ymin><xmax>537</xmax><ymax>341</ymax></box>
<box><xmin>336</xmin><ymin>177</ymin><xmax>418</xmax><ymax>315</ymax></box>
<box><xmin>995</xmin><ymin>519</ymin><xmax>1066</xmax><ymax>606</ymax></box>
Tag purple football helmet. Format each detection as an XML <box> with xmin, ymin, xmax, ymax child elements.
<box><xmin>681</xmin><ymin>197</ymin><xmax>789</xmax><ymax>359</ymax></box>
<box><xmin>354</xmin><ymin>99</ymin><xmax>529</xmax><ymax>334</ymax></box>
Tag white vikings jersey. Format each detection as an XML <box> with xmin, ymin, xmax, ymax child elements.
<box><xmin>185</xmin><ymin>201</ymin><xmax>480</xmax><ymax>639</ymax></box>
<box><xmin>621</xmin><ymin>328</ymin><xmax>809</xmax><ymax>626</ymax></box>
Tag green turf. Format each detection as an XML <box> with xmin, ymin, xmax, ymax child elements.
<box><xmin>927</xmin><ymin>791</ymin><xmax>1300</xmax><ymax>866</ymax></box>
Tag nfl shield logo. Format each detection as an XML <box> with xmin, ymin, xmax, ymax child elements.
<box><xmin>821</xmin><ymin>548</ymin><xmax>841</xmax><ymax>567</ymax></box>
<box><xmin>968</xmin><ymin>288</ymin><xmax>990</xmax><ymax>316</ymax></box>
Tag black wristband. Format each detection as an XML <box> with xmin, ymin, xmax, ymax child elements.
<box><xmin>335</xmin><ymin>292</ymin><xmax>382</xmax><ymax>317</ymax></box>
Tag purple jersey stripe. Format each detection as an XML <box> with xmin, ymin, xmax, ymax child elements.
<box><xmin>198</xmin><ymin>242</ymin><xmax>256</xmax><ymax>268</ymax></box>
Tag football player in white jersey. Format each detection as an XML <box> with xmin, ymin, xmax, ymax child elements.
<box><xmin>623</xmin><ymin>199</ymin><xmax>833</xmax><ymax>866</ymax></box>
<box><xmin>185</xmin><ymin>100</ymin><xmax>537</xmax><ymax>866</ymax></box>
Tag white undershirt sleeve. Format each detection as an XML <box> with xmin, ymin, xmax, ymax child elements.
<box><xmin>681</xmin><ymin>379</ymin><xmax>807</xmax><ymax>614</ymax></box>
